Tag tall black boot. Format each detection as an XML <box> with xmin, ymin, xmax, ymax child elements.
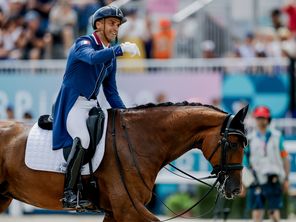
<box><xmin>62</xmin><ymin>137</ymin><xmax>91</xmax><ymax>209</ymax></box>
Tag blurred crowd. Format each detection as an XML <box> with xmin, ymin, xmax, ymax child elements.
<box><xmin>0</xmin><ymin>0</ymin><xmax>175</xmax><ymax>60</ymax></box>
<box><xmin>0</xmin><ymin>0</ymin><xmax>296</xmax><ymax>60</ymax></box>
<box><xmin>0</xmin><ymin>0</ymin><xmax>114</xmax><ymax>59</ymax></box>
<box><xmin>228</xmin><ymin>2</ymin><xmax>296</xmax><ymax>60</ymax></box>
<box><xmin>4</xmin><ymin>104</ymin><xmax>33</xmax><ymax>121</ymax></box>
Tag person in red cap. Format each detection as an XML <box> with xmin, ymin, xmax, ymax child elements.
<box><xmin>152</xmin><ymin>18</ymin><xmax>175</xmax><ymax>59</ymax></box>
<box><xmin>243</xmin><ymin>106</ymin><xmax>290</xmax><ymax>222</ymax></box>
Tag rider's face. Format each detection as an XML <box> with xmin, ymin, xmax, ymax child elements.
<box><xmin>96</xmin><ymin>17</ymin><xmax>121</xmax><ymax>43</ymax></box>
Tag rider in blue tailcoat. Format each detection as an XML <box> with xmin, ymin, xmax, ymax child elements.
<box><xmin>52</xmin><ymin>5</ymin><xmax>140</xmax><ymax>209</ymax></box>
<box><xmin>52</xmin><ymin>33</ymin><xmax>125</xmax><ymax>150</ymax></box>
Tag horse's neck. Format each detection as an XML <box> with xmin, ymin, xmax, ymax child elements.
<box><xmin>122</xmin><ymin>107</ymin><xmax>225</xmax><ymax>177</ymax></box>
<box><xmin>154</xmin><ymin>107</ymin><xmax>225</xmax><ymax>162</ymax></box>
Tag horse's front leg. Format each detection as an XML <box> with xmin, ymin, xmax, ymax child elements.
<box><xmin>0</xmin><ymin>195</ymin><xmax>12</xmax><ymax>213</ymax></box>
<box><xmin>113</xmin><ymin>203</ymin><xmax>160</xmax><ymax>222</ymax></box>
<box><xmin>103</xmin><ymin>211</ymin><xmax>117</xmax><ymax>222</ymax></box>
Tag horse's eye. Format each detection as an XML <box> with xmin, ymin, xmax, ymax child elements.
<box><xmin>229</xmin><ymin>143</ymin><xmax>238</xmax><ymax>149</ymax></box>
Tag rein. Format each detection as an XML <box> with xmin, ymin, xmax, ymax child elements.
<box><xmin>167</xmin><ymin>164</ymin><xmax>214</xmax><ymax>187</ymax></box>
<box><xmin>110</xmin><ymin>110</ymin><xmax>245</xmax><ymax>221</ymax></box>
<box><xmin>111</xmin><ymin>110</ymin><xmax>139</xmax><ymax>212</ymax></box>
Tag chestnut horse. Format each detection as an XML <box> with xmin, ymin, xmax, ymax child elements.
<box><xmin>0</xmin><ymin>102</ymin><xmax>248</xmax><ymax>221</ymax></box>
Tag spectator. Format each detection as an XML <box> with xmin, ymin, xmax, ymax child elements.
<box><xmin>201</xmin><ymin>40</ymin><xmax>216</xmax><ymax>58</ymax></box>
<box><xmin>277</xmin><ymin>27</ymin><xmax>296</xmax><ymax>117</ymax></box>
<box><xmin>155</xmin><ymin>92</ymin><xmax>167</xmax><ymax>103</ymax></box>
<box><xmin>6</xmin><ymin>105</ymin><xmax>14</xmax><ymax>119</ymax></box>
<box><xmin>49</xmin><ymin>0</ymin><xmax>77</xmax><ymax>58</ymax></box>
<box><xmin>143</xmin><ymin>14</ymin><xmax>153</xmax><ymax>59</ymax></box>
<box><xmin>0</xmin><ymin>16</ymin><xmax>24</xmax><ymax>59</ymax></box>
<box><xmin>27</xmin><ymin>0</ymin><xmax>55</xmax><ymax>32</ymax></box>
<box><xmin>282</xmin><ymin>0</ymin><xmax>296</xmax><ymax>36</ymax></box>
<box><xmin>6</xmin><ymin>0</ymin><xmax>27</xmax><ymax>18</ymax></box>
<box><xmin>262</xmin><ymin>27</ymin><xmax>282</xmax><ymax>58</ymax></box>
<box><xmin>152</xmin><ymin>18</ymin><xmax>175</xmax><ymax>59</ymax></box>
<box><xmin>243</xmin><ymin>106</ymin><xmax>290</xmax><ymax>222</ymax></box>
<box><xmin>18</xmin><ymin>10</ymin><xmax>52</xmax><ymax>59</ymax></box>
<box><xmin>236</xmin><ymin>32</ymin><xmax>256</xmax><ymax>58</ymax></box>
<box><xmin>0</xmin><ymin>7</ymin><xmax>5</xmax><ymax>27</ymax></box>
<box><xmin>23</xmin><ymin>111</ymin><xmax>33</xmax><ymax>120</ymax></box>
<box><xmin>271</xmin><ymin>8</ymin><xmax>284</xmax><ymax>31</ymax></box>
<box><xmin>72</xmin><ymin>0</ymin><xmax>99</xmax><ymax>36</ymax></box>
<box><xmin>278</xmin><ymin>27</ymin><xmax>296</xmax><ymax>59</ymax></box>
<box><xmin>253</xmin><ymin>29</ymin><xmax>267</xmax><ymax>58</ymax></box>
<box><xmin>211</xmin><ymin>97</ymin><xmax>221</xmax><ymax>108</ymax></box>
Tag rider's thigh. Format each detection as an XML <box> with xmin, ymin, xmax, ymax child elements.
<box><xmin>66</xmin><ymin>98</ymin><xmax>93</xmax><ymax>149</ymax></box>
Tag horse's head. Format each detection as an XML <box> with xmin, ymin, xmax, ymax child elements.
<box><xmin>200</xmin><ymin>105</ymin><xmax>248</xmax><ymax>199</ymax></box>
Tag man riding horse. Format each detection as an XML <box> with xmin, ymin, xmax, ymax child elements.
<box><xmin>52</xmin><ymin>5</ymin><xmax>140</xmax><ymax>209</ymax></box>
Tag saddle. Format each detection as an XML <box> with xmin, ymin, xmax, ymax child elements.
<box><xmin>38</xmin><ymin>106</ymin><xmax>105</xmax><ymax>164</ymax></box>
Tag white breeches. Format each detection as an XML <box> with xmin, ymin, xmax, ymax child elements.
<box><xmin>66</xmin><ymin>96</ymin><xmax>97</xmax><ymax>149</ymax></box>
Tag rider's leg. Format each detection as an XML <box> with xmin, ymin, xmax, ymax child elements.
<box><xmin>62</xmin><ymin>138</ymin><xmax>89</xmax><ymax>208</ymax></box>
<box><xmin>62</xmin><ymin>97</ymin><xmax>96</xmax><ymax>208</ymax></box>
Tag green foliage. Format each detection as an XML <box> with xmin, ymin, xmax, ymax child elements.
<box><xmin>163</xmin><ymin>185</ymin><xmax>290</xmax><ymax>219</ymax></box>
<box><xmin>164</xmin><ymin>193</ymin><xmax>195</xmax><ymax>215</ymax></box>
<box><xmin>164</xmin><ymin>185</ymin><xmax>248</xmax><ymax>218</ymax></box>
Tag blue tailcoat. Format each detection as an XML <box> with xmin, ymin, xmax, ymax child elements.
<box><xmin>52</xmin><ymin>34</ymin><xmax>125</xmax><ymax>149</ymax></box>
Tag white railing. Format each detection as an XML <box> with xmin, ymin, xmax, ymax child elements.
<box><xmin>0</xmin><ymin>57</ymin><xmax>290</xmax><ymax>75</ymax></box>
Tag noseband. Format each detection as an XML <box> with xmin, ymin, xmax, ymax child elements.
<box><xmin>208</xmin><ymin>114</ymin><xmax>247</xmax><ymax>176</ymax></box>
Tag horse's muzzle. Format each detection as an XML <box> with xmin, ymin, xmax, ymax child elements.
<box><xmin>219</xmin><ymin>172</ymin><xmax>241</xmax><ymax>199</ymax></box>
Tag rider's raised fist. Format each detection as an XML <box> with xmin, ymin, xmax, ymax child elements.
<box><xmin>120</xmin><ymin>42</ymin><xmax>140</xmax><ymax>57</ymax></box>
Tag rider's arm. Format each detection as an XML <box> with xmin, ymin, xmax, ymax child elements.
<box><xmin>74</xmin><ymin>39</ymin><xmax>123</xmax><ymax>65</ymax></box>
<box><xmin>102</xmin><ymin>63</ymin><xmax>125</xmax><ymax>109</ymax></box>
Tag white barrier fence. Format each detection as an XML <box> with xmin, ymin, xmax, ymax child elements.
<box><xmin>0</xmin><ymin>57</ymin><xmax>290</xmax><ymax>74</ymax></box>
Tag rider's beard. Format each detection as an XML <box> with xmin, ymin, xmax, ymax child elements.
<box><xmin>96</xmin><ymin>29</ymin><xmax>114</xmax><ymax>44</ymax></box>
<box><xmin>105</xmin><ymin>30</ymin><xmax>117</xmax><ymax>43</ymax></box>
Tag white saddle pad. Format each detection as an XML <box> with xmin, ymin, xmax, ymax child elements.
<box><xmin>25</xmin><ymin>111</ymin><xmax>108</xmax><ymax>175</ymax></box>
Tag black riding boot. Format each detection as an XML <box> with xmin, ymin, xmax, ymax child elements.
<box><xmin>62</xmin><ymin>137</ymin><xmax>91</xmax><ymax>209</ymax></box>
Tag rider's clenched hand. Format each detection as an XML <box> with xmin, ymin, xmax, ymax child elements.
<box><xmin>120</xmin><ymin>42</ymin><xmax>140</xmax><ymax>57</ymax></box>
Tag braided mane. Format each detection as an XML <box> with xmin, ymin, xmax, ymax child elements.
<box><xmin>129</xmin><ymin>101</ymin><xmax>227</xmax><ymax>114</ymax></box>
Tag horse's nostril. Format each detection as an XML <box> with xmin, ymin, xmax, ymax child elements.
<box><xmin>232</xmin><ymin>188</ymin><xmax>241</xmax><ymax>195</ymax></box>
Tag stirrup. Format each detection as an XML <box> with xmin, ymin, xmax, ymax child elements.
<box><xmin>61</xmin><ymin>190</ymin><xmax>92</xmax><ymax>210</ymax></box>
<box><xmin>75</xmin><ymin>190</ymin><xmax>92</xmax><ymax>211</ymax></box>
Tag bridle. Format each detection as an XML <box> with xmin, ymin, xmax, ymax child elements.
<box><xmin>208</xmin><ymin>114</ymin><xmax>248</xmax><ymax>176</ymax></box>
<box><xmin>110</xmin><ymin>110</ymin><xmax>247</xmax><ymax>221</ymax></box>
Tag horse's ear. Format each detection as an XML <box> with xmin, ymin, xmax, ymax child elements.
<box><xmin>233</xmin><ymin>105</ymin><xmax>249</xmax><ymax>123</ymax></box>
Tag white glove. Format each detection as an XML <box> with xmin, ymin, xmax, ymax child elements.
<box><xmin>120</xmin><ymin>42</ymin><xmax>140</xmax><ymax>57</ymax></box>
